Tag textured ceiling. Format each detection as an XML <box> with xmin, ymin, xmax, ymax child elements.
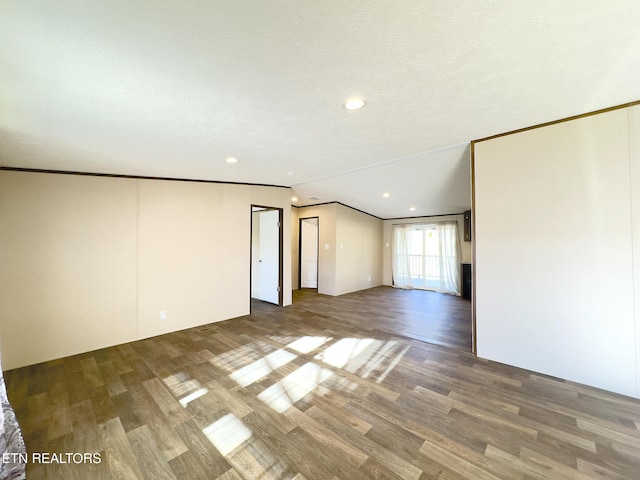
<box><xmin>1</xmin><ymin>1</ymin><xmax>639</xmax><ymax>218</ymax></box>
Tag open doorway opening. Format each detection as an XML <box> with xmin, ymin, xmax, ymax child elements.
<box><xmin>299</xmin><ymin>217</ymin><xmax>319</xmax><ymax>289</ymax></box>
<box><xmin>251</xmin><ymin>206</ymin><xmax>283</xmax><ymax>306</ymax></box>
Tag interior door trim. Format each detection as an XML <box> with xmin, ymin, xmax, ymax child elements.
<box><xmin>298</xmin><ymin>216</ymin><xmax>319</xmax><ymax>290</ymax></box>
<box><xmin>250</xmin><ymin>205</ymin><xmax>284</xmax><ymax>311</ymax></box>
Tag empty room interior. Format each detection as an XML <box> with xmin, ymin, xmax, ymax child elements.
<box><xmin>1</xmin><ymin>2</ymin><xmax>640</xmax><ymax>479</ymax></box>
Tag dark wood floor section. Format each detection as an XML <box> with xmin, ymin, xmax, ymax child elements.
<box><xmin>5</xmin><ymin>288</ymin><xmax>640</xmax><ymax>479</ymax></box>
<box><xmin>290</xmin><ymin>287</ymin><xmax>472</xmax><ymax>351</ymax></box>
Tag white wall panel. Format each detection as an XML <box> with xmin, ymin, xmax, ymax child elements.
<box><xmin>474</xmin><ymin>108</ymin><xmax>638</xmax><ymax>397</ymax></box>
<box><xmin>0</xmin><ymin>172</ymin><xmax>291</xmax><ymax>369</ymax></box>
<box><xmin>137</xmin><ymin>180</ymin><xmax>227</xmax><ymax>339</ymax></box>
<box><xmin>629</xmin><ymin>105</ymin><xmax>640</xmax><ymax>397</ymax></box>
<box><xmin>0</xmin><ymin>172</ymin><xmax>138</xmax><ymax>370</ymax></box>
<box><xmin>222</xmin><ymin>184</ymin><xmax>252</xmax><ymax>316</ymax></box>
<box><xmin>335</xmin><ymin>205</ymin><xmax>383</xmax><ymax>295</ymax></box>
<box><xmin>294</xmin><ymin>204</ymin><xmax>337</xmax><ymax>296</ymax></box>
<box><xmin>294</xmin><ymin>204</ymin><xmax>383</xmax><ymax>297</ymax></box>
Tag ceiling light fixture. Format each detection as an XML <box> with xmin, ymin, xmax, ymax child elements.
<box><xmin>225</xmin><ymin>156</ymin><xmax>238</xmax><ymax>164</ymax></box>
<box><xmin>382</xmin><ymin>192</ymin><xmax>390</xmax><ymax>198</ymax></box>
<box><xmin>343</xmin><ymin>98</ymin><xmax>366</xmax><ymax>110</ymax></box>
<box><xmin>409</xmin><ymin>207</ymin><xmax>416</xmax><ymax>211</ymax></box>
<box><xmin>291</xmin><ymin>196</ymin><xmax>298</xmax><ymax>202</ymax></box>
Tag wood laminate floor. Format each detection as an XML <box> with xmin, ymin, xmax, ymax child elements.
<box><xmin>290</xmin><ymin>287</ymin><xmax>472</xmax><ymax>351</ymax></box>
<box><xmin>4</xmin><ymin>288</ymin><xmax>640</xmax><ymax>479</ymax></box>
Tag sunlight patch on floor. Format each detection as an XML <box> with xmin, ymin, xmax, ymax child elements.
<box><xmin>314</xmin><ymin>337</ymin><xmax>375</xmax><ymax>369</ymax></box>
<box><xmin>203</xmin><ymin>413</ymin><xmax>252</xmax><ymax>456</ymax></box>
<box><xmin>376</xmin><ymin>345</ymin><xmax>410</xmax><ymax>383</ymax></box>
<box><xmin>162</xmin><ymin>371</ymin><xmax>209</xmax><ymax>406</ymax></box>
<box><xmin>202</xmin><ymin>333</ymin><xmax>410</xmax><ymax>416</ymax></box>
<box><xmin>230</xmin><ymin>349</ymin><xmax>297</xmax><ymax>387</ymax></box>
<box><xmin>286</xmin><ymin>336</ymin><xmax>331</xmax><ymax>354</ymax></box>
<box><xmin>179</xmin><ymin>387</ymin><xmax>209</xmax><ymax>407</ymax></box>
<box><xmin>210</xmin><ymin>343</ymin><xmax>273</xmax><ymax>372</ymax></box>
<box><xmin>258</xmin><ymin>362</ymin><xmax>333</xmax><ymax>413</ymax></box>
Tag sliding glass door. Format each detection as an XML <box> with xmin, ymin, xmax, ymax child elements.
<box><xmin>392</xmin><ymin>222</ymin><xmax>461</xmax><ymax>295</ymax></box>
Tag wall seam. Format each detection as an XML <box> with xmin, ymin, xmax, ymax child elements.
<box><xmin>135</xmin><ymin>179</ymin><xmax>140</xmax><ymax>339</ymax></box>
<box><xmin>629</xmin><ymin>108</ymin><xmax>640</xmax><ymax>398</ymax></box>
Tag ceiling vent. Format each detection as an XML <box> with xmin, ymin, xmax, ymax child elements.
<box><xmin>308</xmin><ymin>196</ymin><xmax>320</xmax><ymax>201</ymax></box>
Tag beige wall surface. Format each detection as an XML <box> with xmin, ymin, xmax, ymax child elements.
<box><xmin>292</xmin><ymin>203</ymin><xmax>383</xmax><ymax>296</ymax></box>
<box><xmin>630</xmin><ymin>105</ymin><xmax>640</xmax><ymax>396</ymax></box>
<box><xmin>474</xmin><ymin>107</ymin><xmax>639</xmax><ymax>398</ymax></box>
<box><xmin>0</xmin><ymin>171</ymin><xmax>291</xmax><ymax>370</ymax></box>
<box><xmin>137</xmin><ymin>180</ymin><xmax>251</xmax><ymax>340</ymax></box>
<box><xmin>251</xmin><ymin>210</ymin><xmax>261</xmax><ymax>297</ymax></box>
<box><xmin>0</xmin><ymin>172</ymin><xmax>138</xmax><ymax>370</ymax></box>
<box><xmin>293</xmin><ymin>204</ymin><xmax>337</xmax><ymax>295</ymax></box>
<box><xmin>335</xmin><ymin>204</ymin><xmax>383</xmax><ymax>295</ymax></box>
<box><xmin>291</xmin><ymin>206</ymin><xmax>299</xmax><ymax>289</ymax></box>
<box><xmin>224</xmin><ymin>184</ymin><xmax>256</xmax><ymax>312</ymax></box>
<box><xmin>382</xmin><ymin>214</ymin><xmax>469</xmax><ymax>286</ymax></box>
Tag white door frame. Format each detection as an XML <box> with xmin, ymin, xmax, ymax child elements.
<box><xmin>298</xmin><ymin>216</ymin><xmax>319</xmax><ymax>290</ymax></box>
<box><xmin>250</xmin><ymin>205</ymin><xmax>283</xmax><ymax>307</ymax></box>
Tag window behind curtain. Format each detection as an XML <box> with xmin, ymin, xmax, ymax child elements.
<box><xmin>392</xmin><ymin>221</ymin><xmax>461</xmax><ymax>295</ymax></box>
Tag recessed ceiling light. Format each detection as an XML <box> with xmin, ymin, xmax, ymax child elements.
<box><xmin>225</xmin><ymin>156</ymin><xmax>238</xmax><ymax>164</ymax></box>
<box><xmin>409</xmin><ymin>207</ymin><xmax>416</xmax><ymax>211</ymax></box>
<box><xmin>343</xmin><ymin>98</ymin><xmax>366</xmax><ymax>110</ymax></box>
<box><xmin>382</xmin><ymin>192</ymin><xmax>390</xmax><ymax>198</ymax></box>
<box><xmin>287</xmin><ymin>171</ymin><xmax>294</xmax><ymax>176</ymax></box>
<box><xmin>291</xmin><ymin>196</ymin><xmax>298</xmax><ymax>202</ymax></box>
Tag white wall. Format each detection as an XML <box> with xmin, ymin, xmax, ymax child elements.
<box><xmin>136</xmin><ymin>180</ymin><xmax>252</xmax><ymax>340</ymax></box>
<box><xmin>0</xmin><ymin>171</ymin><xmax>291</xmax><ymax>370</ymax></box>
<box><xmin>382</xmin><ymin>214</ymin><xmax>471</xmax><ymax>286</ymax></box>
<box><xmin>474</xmin><ymin>106</ymin><xmax>639</xmax><ymax>398</ymax></box>
<box><xmin>291</xmin><ymin>206</ymin><xmax>299</xmax><ymax>289</ymax></box>
<box><xmin>293</xmin><ymin>203</ymin><xmax>383</xmax><ymax>296</ymax></box>
<box><xmin>0</xmin><ymin>172</ymin><xmax>138</xmax><ymax>369</ymax></box>
<box><xmin>292</xmin><ymin>204</ymin><xmax>337</xmax><ymax>295</ymax></box>
<box><xmin>335</xmin><ymin>204</ymin><xmax>383</xmax><ymax>295</ymax></box>
<box><xmin>630</xmin><ymin>105</ymin><xmax>640</xmax><ymax>397</ymax></box>
<box><xmin>251</xmin><ymin>210</ymin><xmax>261</xmax><ymax>297</ymax></box>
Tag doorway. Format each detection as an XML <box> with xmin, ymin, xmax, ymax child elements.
<box><xmin>299</xmin><ymin>217</ymin><xmax>319</xmax><ymax>289</ymax></box>
<box><xmin>251</xmin><ymin>206</ymin><xmax>283</xmax><ymax>306</ymax></box>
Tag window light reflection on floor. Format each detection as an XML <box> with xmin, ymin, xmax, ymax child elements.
<box><xmin>258</xmin><ymin>362</ymin><xmax>333</xmax><ymax>413</ymax></box>
<box><xmin>208</xmin><ymin>335</ymin><xmax>411</xmax><ymax>415</ymax></box>
<box><xmin>314</xmin><ymin>337</ymin><xmax>375</xmax><ymax>369</ymax></box>
<box><xmin>178</xmin><ymin>387</ymin><xmax>209</xmax><ymax>407</ymax></box>
<box><xmin>210</xmin><ymin>343</ymin><xmax>267</xmax><ymax>372</ymax></box>
<box><xmin>257</xmin><ymin>382</ymin><xmax>291</xmax><ymax>414</ymax></box>
<box><xmin>162</xmin><ymin>371</ymin><xmax>208</xmax><ymax>406</ymax></box>
<box><xmin>359</xmin><ymin>340</ymin><xmax>399</xmax><ymax>379</ymax></box>
<box><xmin>376</xmin><ymin>345</ymin><xmax>410</xmax><ymax>383</ymax></box>
<box><xmin>229</xmin><ymin>349</ymin><xmax>297</xmax><ymax>387</ymax></box>
<box><xmin>202</xmin><ymin>413</ymin><xmax>252</xmax><ymax>456</ymax></box>
<box><xmin>286</xmin><ymin>335</ymin><xmax>331</xmax><ymax>354</ymax></box>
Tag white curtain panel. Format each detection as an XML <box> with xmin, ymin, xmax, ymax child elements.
<box><xmin>437</xmin><ymin>221</ymin><xmax>461</xmax><ymax>295</ymax></box>
<box><xmin>391</xmin><ymin>221</ymin><xmax>461</xmax><ymax>295</ymax></box>
<box><xmin>391</xmin><ymin>224</ymin><xmax>414</xmax><ymax>289</ymax></box>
